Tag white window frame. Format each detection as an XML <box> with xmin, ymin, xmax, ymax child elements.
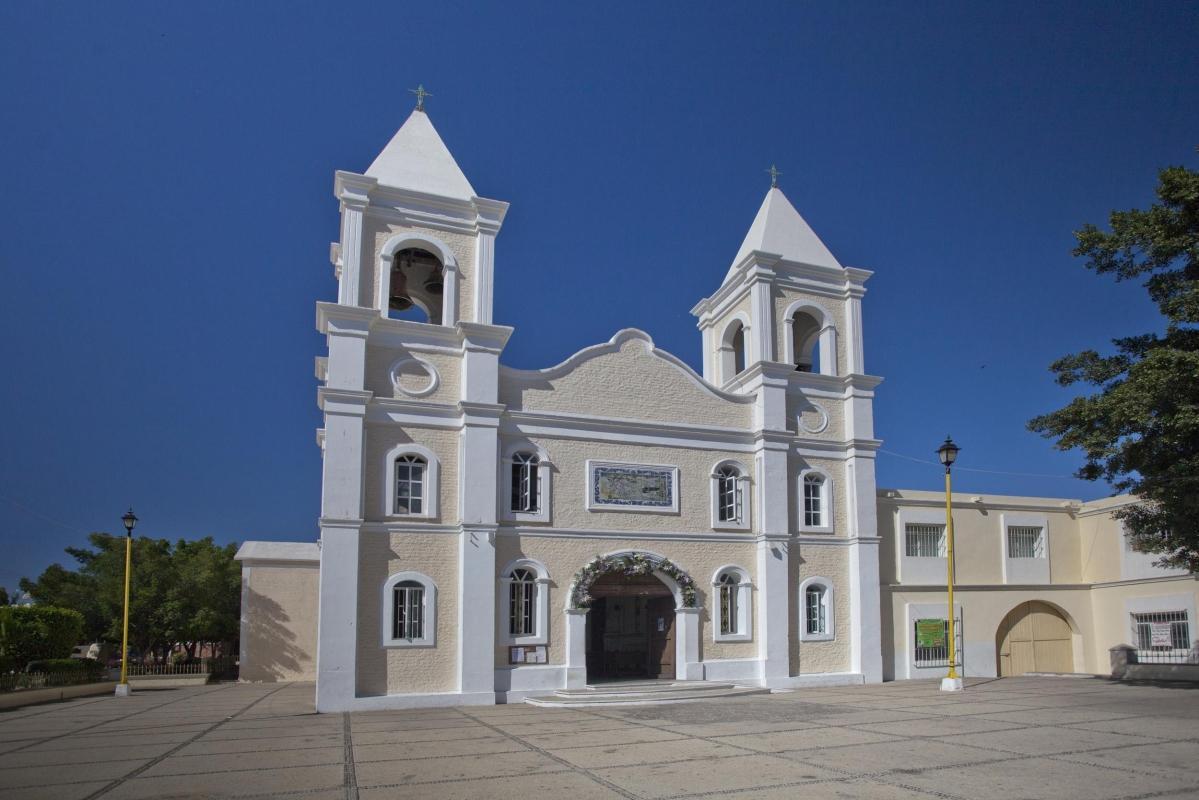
<box><xmin>905</xmin><ymin>523</ymin><xmax>946</xmax><ymax>558</ymax></box>
<box><xmin>799</xmin><ymin>576</ymin><xmax>835</xmax><ymax>642</ymax></box>
<box><xmin>999</xmin><ymin>511</ymin><xmax>1050</xmax><ymax>585</ymax></box>
<box><xmin>382</xmin><ymin>571</ymin><xmax>436</xmax><ymax>647</ymax></box>
<box><xmin>501</xmin><ymin>443</ymin><xmax>552</xmax><ymax>523</ymax></box>
<box><xmin>711</xmin><ymin>565</ymin><xmax>752</xmax><ymax>642</ymax></box>
<box><xmin>383</xmin><ymin>443</ymin><xmax>439</xmax><ymax>520</ymax></box>
<box><xmin>498</xmin><ymin>558</ymin><xmax>550</xmax><ymax>646</ymax></box>
<box><xmin>1006</xmin><ymin>525</ymin><xmax>1045</xmax><ymax>559</ymax></box>
<box><xmin>798</xmin><ymin>469</ymin><xmax>834</xmax><ymax>533</ymax></box>
<box><xmin>710</xmin><ymin>460</ymin><xmax>751</xmax><ymax>531</ymax></box>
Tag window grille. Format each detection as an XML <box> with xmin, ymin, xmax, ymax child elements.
<box><xmin>1131</xmin><ymin>611</ymin><xmax>1193</xmax><ymax>664</ymax></box>
<box><xmin>803</xmin><ymin>475</ymin><xmax>825</xmax><ymax>527</ymax></box>
<box><xmin>509</xmin><ymin>568</ymin><xmax>536</xmax><ymax>636</ymax></box>
<box><xmin>1007</xmin><ymin>526</ymin><xmax>1044</xmax><ymax>558</ymax></box>
<box><xmin>394</xmin><ymin>455</ymin><xmax>425</xmax><ymax>515</ymax></box>
<box><xmin>716</xmin><ymin>467</ymin><xmax>741</xmax><ymax>523</ymax></box>
<box><xmin>913</xmin><ymin>617</ymin><xmax>962</xmax><ymax>668</ymax></box>
<box><xmin>393</xmin><ymin>581</ymin><xmax>424</xmax><ymax>640</ymax></box>
<box><xmin>805</xmin><ymin>584</ymin><xmax>827</xmax><ymax>635</ymax></box>
<box><xmin>905</xmin><ymin>524</ymin><xmax>944</xmax><ymax>558</ymax></box>
<box><xmin>718</xmin><ymin>572</ymin><xmax>739</xmax><ymax>635</ymax></box>
<box><xmin>510</xmin><ymin>453</ymin><xmax>540</xmax><ymax>513</ymax></box>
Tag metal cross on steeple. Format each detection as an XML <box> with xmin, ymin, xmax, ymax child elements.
<box><xmin>409</xmin><ymin>84</ymin><xmax>432</xmax><ymax>112</ymax></box>
<box><xmin>766</xmin><ymin>164</ymin><xmax>782</xmax><ymax>188</ymax></box>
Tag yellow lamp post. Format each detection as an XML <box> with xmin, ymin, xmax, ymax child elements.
<box><xmin>937</xmin><ymin>437</ymin><xmax>963</xmax><ymax>692</ymax></box>
<box><xmin>115</xmin><ymin>508</ymin><xmax>137</xmax><ymax>697</ymax></box>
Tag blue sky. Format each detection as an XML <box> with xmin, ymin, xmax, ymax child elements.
<box><xmin>1</xmin><ymin>1</ymin><xmax>1196</xmax><ymax>589</ymax></box>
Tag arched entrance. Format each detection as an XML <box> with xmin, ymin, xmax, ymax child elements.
<box><xmin>585</xmin><ymin>572</ymin><xmax>676</xmax><ymax>681</ymax></box>
<box><xmin>996</xmin><ymin>601</ymin><xmax>1075</xmax><ymax>676</ymax></box>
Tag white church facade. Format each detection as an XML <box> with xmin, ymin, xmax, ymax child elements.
<box><xmin>235</xmin><ymin>106</ymin><xmax>1198</xmax><ymax>710</ymax></box>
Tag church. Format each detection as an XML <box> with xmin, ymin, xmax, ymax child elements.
<box><xmin>235</xmin><ymin>101</ymin><xmax>1197</xmax><ymax>711</ymax></box>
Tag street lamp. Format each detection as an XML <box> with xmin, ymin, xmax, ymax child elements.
<box><xmin>115</xmin><ymin>508</ymin><xmax>137</xmax><ymax>697</ymax></box>
<box><xmin>937</xmin><ymin>437</ymin><xmax>963</xmax><ymax>692</ymax></box>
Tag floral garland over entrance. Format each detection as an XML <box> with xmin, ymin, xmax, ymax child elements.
<box><xmin>568</xmin><ymin>552</ymin><xmax>697</xmax><ymax>609</ymax></box>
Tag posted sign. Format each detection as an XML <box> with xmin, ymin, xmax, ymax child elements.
<box><xmin>916</xmin><ymin>619</ymin><xmax>947</xmax><ymax>649</ymax></box>
<box><xmin>1149</xmin><ymin>622</ymin><xmax>1174</xmax><ymax>648</ymax></box>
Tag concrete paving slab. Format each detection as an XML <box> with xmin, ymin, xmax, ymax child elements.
<box><xmin>349</xmin><ymin>726</ymin><xmax>493</xmax><ymax>746</ymax></box>
<box><xmin>780</xmin><ymin>738</ymin><xmax>1011</xmax><ymax>776</ymax></box>
<box><xmin>715</xmin><ymin>777</ymin><xmax>966</xmax><ymax>799</ymax></box>
<box><xmin>354</xmin><ymin>749</ymin><xmax>565</xmax><ymax>786</ymax></box>
<box><xmin>547</xmin><ymin>736</ymin><xmax>747</xmax><ymax>769</ymax></box>
<box><xmin>594</xmin><ymin>753</ymin><xmax>843</xmax><ymax>798</ymax></box>
<box><xmin>521</xmin><ymin>725</ymin><xmax>687</xmax><ymax>749</ymax></box>
<box><xmin>103</xmin><ymin>764</ymin><xmax>345</xmax><ymax>799</ymax></box>
<box><xmin>357</xmin><ymin>770</ymin><xmax>626</xmax><ymax>799</ymax></box>
<box><xmin>0</xmin><ymin>742</ymin><xmax>177</xmax><ymax>768</ymax></box>
<box><xmin>138</xmin><ymin>745</ymin><xmax>345</xmax><ymax>777</ymax></box>
<box><xmin>1052</xmin><ymin>740</ymin><xmax>1199</xmax><ymax>780</ymax></box>
<box><xmin>353</xmin><ymin>735</ymin><xmax>529</xmax><ymax>763</ymax></box>
<box><xmin>712</xmin><ymin>725</ymin><xmax>902</xmax><ymax>753</ymax></box>
<box><xmin>949</xmin><ymin>724</ymin><xmax>1162</xmax><ymax>756</ymax></box>
<box><xmin>0</xmin><ymin>758</ymin><xmax>150</xmax><ymax>790</ymax></box>
<box><xmin>173</xmin><ymin>732</ymin><xmax>342</xmax><ymax>756</ymax></box>
<box><xmin>0</xmin><ymin>780</ymin><xmax>114</xmax><ymax>800</ymax></box>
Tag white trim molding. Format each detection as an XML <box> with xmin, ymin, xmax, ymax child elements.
<box><xmin>382</xmin><ymin>571</ymin><xmax>437</xmax><ymax>648</ymax></box>
<box><xmin>999</xmin><ymin>511</ymin><xmax>1050</xmax><ymax>585</ymax></box>
<box><xmin>383</xmin><ymin>442</ymin><xmax>440</xmax><ymax>520</ymax></box>
<box><xmin>388</xmin><ymin>356</ymin><xmax>441</xmax><ymax>398</ymax></box>
<box><xmin>498</xmin><ymin>557</ymin><xmax>550</xmax><ymax>646</ymax></box>
<box><xmin>711</xmin><ymin>564</ymin><xmax>753</xmax><ymax>643</ymax></box>
<box><xmin>799</xmin><ymin>576</ymin><xmax>835</xmax><ymax>642</ymax></box>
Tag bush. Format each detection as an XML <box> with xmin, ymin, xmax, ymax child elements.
<box><xmin>0</xmin><ymin>606</ymin><xmax>85</xmax><ymax>668</ymax></box>
<box><xmin>24</xmin><ymin>658</ymin><xmax>104</xmax><ymax>678</ymax></box>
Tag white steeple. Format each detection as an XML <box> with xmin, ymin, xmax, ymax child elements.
<box><xmin>365</xmin><ymin>109</ymin><xmax>476</xmax><ymax>200</ymax></box>
<box><xmin>729</xmin><ymin>187</ymin><xmax>841</xmax><ymax>274</ymax></box>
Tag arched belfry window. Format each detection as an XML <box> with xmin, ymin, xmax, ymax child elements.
<box><xmin>784</xmin><ymin>304</ymin><xmax>837</xmax><ymax>377</ymax></box>
<box><xmin>387</xmin><ymin>247</ymin><xmax>444</xmax><ymax>325</ymax></box>
<box><xmin>719</xmin><ymin>317</ymin><xmax>751</xmax><ymax>385</ymax></box>
<box><xmin>791</xmin><ymin>312</ymin><xmax>822</xmax><ymax>373</ymax></box>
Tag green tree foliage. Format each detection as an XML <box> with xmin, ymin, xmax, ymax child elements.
<box><xmin>1029</xmin><ymin>164</ymin><xmax>1199</xmax><ymax>572</ymax></box>
<box><xmin>19</xmin><ymin>534</ymin><xmax>240</xmax><ymax>661</ymax></box>
<box><xmin>0</xmin><ymin>606</ymin><xmax>84</xmax><ymax>670</ymax></box>
<box><xmin>0</xmin><ymin>587</ymin><xmax>9</xmax><ymax>606</ymax></box>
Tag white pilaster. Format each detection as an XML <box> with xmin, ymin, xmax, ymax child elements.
<box><xmin>676</xmin><ymin>607</ymin><xmax>702</xmax><ymax>680</ymax></box>
<box><xmin>315</xmin><ymin>521</ymin><xmax>361</xmax><ymax>712</ymax></box>
<box><xmin>847</xmin><ymin>452</ymin><xmax>883</xmax><ymax>682</ymax></box>
<box><xmin>565</xmin><ymin>609</ymin><xmax>588</xmax><ymax>688</ymax></box>
<box><xmin>750</xmin><ymin>277</ymin><xmax>775</xmax><ymax>363</ymax></box>
<box><xmin>333</xmin><ymin>172</ymin><xmax>376</xmax><ymax>308</ymax></box>
<box><xmin>755</xmin><ymin>440</ymin><xmax>791</xmax><ymax>683</ymax></box>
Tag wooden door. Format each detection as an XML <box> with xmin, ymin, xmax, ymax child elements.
<box><xmin>997</xmin><ymin>601</ymin><xmax>1073</xmax><ymax>676</ymax></box>
<box><xmin>647</xmin><ymin>597</ymin><xmax>676</xmax><ymax>679</ymax></box>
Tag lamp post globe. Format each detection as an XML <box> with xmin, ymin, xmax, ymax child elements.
<box><xmin>122</xmin><ymin>508</ymin><xmax>138</xmax><ymax>535</ymax></box>
<box><xmin>937</xmin><ymin>436</ymin><xmax>960</xmax><ymax>470</ymax></box>
<box><xmin>116</xmin><ymin>508</ymin><xmax>137</xmax><ymax>697</ymax></box>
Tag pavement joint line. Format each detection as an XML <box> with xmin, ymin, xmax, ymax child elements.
<box><xmin>0</xmin><ymin>695</ymin><xmax>112</xmax><ymax>720</ymax></box>
<box><xmin>456</xmin><ymin>707</ymin><xmax>641</xmax><ymax>800</ymax></box>
<box><xmin>78</xmin><ymin>683</ymin><xmax>294</xmax><ymax>800</ymax></box>
<box><xmin>342</xmin><ymin>712</ymin><xmax>358</xmax><ymax>800</ymax></box>
<box><xmin>0</xmin><ymin>682</ymin><xmax>235</xmax><ymax>756</ymax></box>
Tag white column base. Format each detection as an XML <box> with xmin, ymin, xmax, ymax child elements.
<box><xmin>940</xmin><ymin>676</ymin><xmax>964</xmax><ymax>692</ymax></box>
<box><xmin>114</xmin><ymin>683</ymin><xmax>132</xmax><ymax>697</ymax></box>
<box><xmin>676</xmin><ymin>607</ymin><xmax>702</xmax><ymax>680</ymax></box>
<box><xmin>565</xmin><ymin>609</ymin><xmax>588</xmax><ymax>688</ymax></box>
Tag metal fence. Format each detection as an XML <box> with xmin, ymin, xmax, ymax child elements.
<box><xmin>0</xmin><ymin>670</ymin><xmax>105</xmax><ymax>693</ymax></box>
<box><xmin>1131</xmin><ymin>611</ymin><xmax>1196</xmax><ymax>665</ymax></box>
<box><xmin>913</xmin><ymin>617</ymin><xmax>963</xmax><ymax>668</ymax></box>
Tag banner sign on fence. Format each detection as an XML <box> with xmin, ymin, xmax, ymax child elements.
<box><xmin>915</xmin><ymin>618</ymin><xmax>947</xmax><ymax>649</ymax></box>
<box><xmin>1149</xmin><ymin>622</ymin><xmax>1174</xmax><ymax>648</ymax></box>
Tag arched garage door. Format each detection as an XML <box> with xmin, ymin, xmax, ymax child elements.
<box><xmin>997</xmin><ymin>601</ymin><xmax>1074</xmax><ymax>676</ymax></box>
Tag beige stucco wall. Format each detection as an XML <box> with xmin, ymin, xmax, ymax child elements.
<box><xmin>356</xmin><ymin>532</ymin><xmax>460</xmax><ymax>696</ymax></box>
<box><xmin>785</xmin><ymin>392</ymin><xmax>844</xmax><ymax>441</ymax></box>
<box><xmin>363</xmin><ymin>426</ymin><xmax>460</xmax><ymax>524</ymax></box>
<box><xmin>366</xmin><ymin>220</ymin><xmax>478</xmax><ymax>324</ymax></box>
<box><xmin>790</xmin><ymin>542</ymin><xmax>852</xmax><ymax>674</ymax></box>
<box><xmin>1078</xmin><ymin>511</ymin><xmax>1124</xmax><ymax>584</ymax></box>
<box><xmin>1089</xmin><ymin>579</ymin><xmax>1199</xmax><ymax>673</ymax></box>
<box><xmin>493</xmin><ymin>534</ymin><xmax>759</xmax><ymax>669</ymax></box>
<box><xmin>365</xmin><ymin>346</ymin><xmax>462</xmax><ymax>407</ymax></box>
<box><xmin>514</xmin><ymin>438</ymin><xmax>757</xmax><ymax>533</ymax></box>
<box><xmin>500</xmin><ymin>336</ymin><xmax>752</xmax><ymax>429</ymax></box>
<box><xmin>240</xmin><ymin>564</ymin><xmax>319</xmax><ymax>682</ymax></box>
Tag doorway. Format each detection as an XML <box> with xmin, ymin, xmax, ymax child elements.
<box><xmin>996</xmin><ymin>601</ymin><xmax>1075</xmax><ymax>676</ymax></box>
<box><xmin>585</xmin><ymin>572</ymin><xmax>676</xmax><ymax>681</ymax></box>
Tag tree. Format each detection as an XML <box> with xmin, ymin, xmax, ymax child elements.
<box><xmin>1029</xmin><ymin>163</ymin><xmax>1199</xmax><ymax>572</ymax></box>
<box><xmin>0</xmin><ymin>586</ymin><xmax>9</xmax><ymax>606</ymax></box>
<box><xmin>0</xmin><ymin>606</ymin><xmax>84</xmax><ymax>670</ymax></box>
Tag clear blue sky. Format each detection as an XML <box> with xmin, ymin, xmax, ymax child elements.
<box><xmin>1</xmin><ymin>2</ymin><xmax>1196</xmax><ymax>589</ymax></box>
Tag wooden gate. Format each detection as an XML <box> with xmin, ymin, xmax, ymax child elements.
<box><xmin>996</xmin><ymin>601</ymin><xmax>1074</xmax><ymax>676</ymax></box>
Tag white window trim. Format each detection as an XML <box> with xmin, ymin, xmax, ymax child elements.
<box><xmin>383</xmin><ymin>443</ymin><xmax>439</xmax><ymax>520</ymax></box>
<box><xmin>711</xmin><ymin>565</ymin><xmax>753</xmax><ymax>643</ymax></box>
<box><xmin>498</xmin><ymin>558</ymin><xmax>550</xmax><ymax>646</ymax></box>
<box><xmin>585</xmin><ymin>460</ymin><xmax>680</xmax><ymax>514</ymax></box>
<box><xmin>710</xmin><ymin>460</ymin><xmax>751</xmax><ymax>531</ymax></box>
<box><xmin>799</xmin><ymin>576</ymin><xmax>835</xmax><ymax>642</ymax></box>
<box><xmin>500</xmin><ymin>443</ymin><xmax>553</xmax><ymax>524</ymax></box>
<box><xmin>798</xmin><ymin>468</ymin><xmax>834</xmax><ymax>534</ymax></box>
<box><xmin>999</xmin><ymin>511</ymin><xmax>1050</xmax><ymax>585</ymax></box>
<box><xmin>382</xmin><ymin>571</ymin><xmax>436</xmax><ymax>648</ymax></box>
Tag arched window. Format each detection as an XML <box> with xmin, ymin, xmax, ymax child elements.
<box><xmin>383</xmin><ymin>572</ymin><xmax>436</xmax><ymax>647</ymax></box>
<box><xmin>783</xmin><ymin>303</ymin><xmax>837</xmax><ymax>377</ymax></box>
<box><xmin>719</xmin><ymin>317</ymin><xmax>751</xmax><ymax>384</ymax></box>
<box><xmin>710</xmin><ymin>461</ymin><xmax>749</xmax><ymax>530</ymax></box>
<box><xmin>384</xmin><ymin>444</ymin><xmax>439</xmax><ymax>520</ymax></box>
<box><xmin>508</xmin><ymin>568</ymin><xmax>536</xmax><ymax>636</ymax></box>
<box><xmin>732</xmin><ymin>324</ymin><xmax>746</xmax><ymax>375</ymax></box>
<box><xmin>394</xmin><ymin>455</ymin><xmax>426</xmax><ymax>515</ymax></box>
<box><xmin>711</xmin><ymin>566</ymin><xmax>752</xmax><ymax>642</ymax></box>
<box><xmin>386</xmin><ymin>247</ymin><xmax>445</xmax><ymax>325</ymax></box>
<box><xmin>790</xmin><ymin>312</ymin><xmax>822</xmax><ymax>373</ymax></box>
<box><xmin>800</xmin><ymin>577</ymin><xmax>834</xmax><ymax>641</ymax></box>
<box><xmin>511</xmin><ymin>453</ymin><xmax>540</xmax><ymax>513</ymax></box>
<box><xmin>801</xmin><ymin>471</ymin><xmax>832</xmax><ymax>531</ymax></box>
<box><xmin>500</xmin><ymin>559</ymin><xmax>549</xmax><ymax>645</ymax></box>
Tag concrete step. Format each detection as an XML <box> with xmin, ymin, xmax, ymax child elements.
<box><xmin>555</xmin><ymin>681</ymin><xmax>737</xmax><ymax>696</ymax></box>
<box><xmin>524</xmin><ymin>682</ymin><xmax>770</xmax><ymax>707</ymax></box>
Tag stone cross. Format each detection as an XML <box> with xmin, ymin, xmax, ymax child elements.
<box><xmin>409</xmin><ymin>84</ymin><xmax>432</xmax><ymax>112</ymax></box>
<box><xmin>766</xmin><ymin>164</ymin><xmax>781</xmax><ymax>188</ymax></box>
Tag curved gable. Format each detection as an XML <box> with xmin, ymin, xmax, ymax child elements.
<box><xmin>500</xmin><ymin>329</ymin><xmax>753</xmax><ymax>428</ymax></box>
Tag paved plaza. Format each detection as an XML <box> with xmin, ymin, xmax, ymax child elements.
<box><xmin>1</xmin><ymin>677</ymin><xmax>1197</xmax><ymax>799</ymax></box>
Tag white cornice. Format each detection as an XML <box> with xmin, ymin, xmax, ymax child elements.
<box><xmin>235</xmin><ymin>541</ymin><xmax>320</xmax><ymax>564</ymax></box>
<box><xmin>318</xmin><ymin>387</ymin><xmax>373</xmax><ymax>415</ymax></box>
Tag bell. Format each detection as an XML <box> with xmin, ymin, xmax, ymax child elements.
<box><xmin>424</xmin><ymin>278</ymin><xmax>444</xmax><ymax>295</ymax></box>
<box><xmin>389</xmin><ymin>264</ymin><xmax>413</xmax><ymax>310</ymax></box>
<box><xmin>389</xmin><ymin>294</ymin><xmax>413</xmax><ymax>311</ymax></box>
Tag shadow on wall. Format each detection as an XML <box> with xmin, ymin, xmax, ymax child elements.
<box><xmin>243</xmin><ymin>586</ymin><xmax>311</xmax><ymax>682</ymax></box>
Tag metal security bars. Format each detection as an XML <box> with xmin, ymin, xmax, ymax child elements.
<box><xmin>1007</xmin><ymin>526</ymin><xmax>1044</xmax><ymax>558</ymax></box>
<box><xmin>905</xmin><ymin>524</ymin><xmax>945</xmax><ymax>558</ymax></box>
<box><xmin>913</xmin><ymin>616</ymin><xmax>962</xmax><ymax>668</ymax></box>
<box><xmin>1131</xmin><ymin>611</ymin><xmax>1194</xmax><ymax>664</ymax></box>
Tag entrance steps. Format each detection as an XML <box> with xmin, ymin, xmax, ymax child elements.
<box><xmin>524</xmin><ymin>680</ymin><xmax>770</xmax><ymax>707</ymax></box>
